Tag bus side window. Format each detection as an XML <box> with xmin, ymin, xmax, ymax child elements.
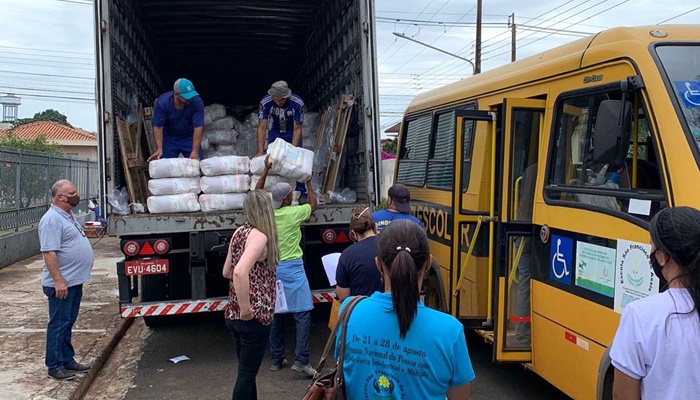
<box><xmin>546</xmin><ymin>89</ymin><xmax>666</xmax><ymax>221</ymax></box>
<box><xmin>427</xmin><ymin>111</ymin><xmax>456</xmax><ymax>190</ymax></box>
<box><xmin>397</xmin><ymin>115</ymin><xmax>432</xmax><ymax>187</ymax></box>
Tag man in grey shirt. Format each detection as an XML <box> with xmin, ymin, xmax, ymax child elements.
<box><xmin>39</xmin><ymin>179</ymin><xmax>94</xmax><ymax>380</ymax></box>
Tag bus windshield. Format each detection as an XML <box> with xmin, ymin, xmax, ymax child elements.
<box><xmin>655</xmin><ymin>45</ymin><xmax>700</xmax><ymax>156</ymax></box>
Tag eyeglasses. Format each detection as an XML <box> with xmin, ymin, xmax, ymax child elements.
<box><xmin>352</xmin><ymin>207</ymin><xmax>370</xmax><ymax>219</ymax></box>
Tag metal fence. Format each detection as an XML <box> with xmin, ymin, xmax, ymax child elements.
<box><xmin>0</xmin><ymin>147</ymin><xmax>98</xmax><ymax>232</ymax></box>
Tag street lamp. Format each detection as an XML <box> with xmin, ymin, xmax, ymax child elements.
<box><xmin>392</xmin><ymin>32</ymin><xmax>476</xmax><ymax>75</ymax></box>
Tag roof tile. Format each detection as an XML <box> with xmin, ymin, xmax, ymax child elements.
<box><xmin>0</xmin><ymin>121</ymin><xmax>96</xmax><ymax>142</ymax></box>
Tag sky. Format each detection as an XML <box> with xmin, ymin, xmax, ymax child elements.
<box><xmin>0</xmin><ymin>0</ymin><xmax>698</xmax><ymax>134</ymax></box>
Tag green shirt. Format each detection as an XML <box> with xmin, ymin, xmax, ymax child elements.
<box><xmin>274</xmin><ymin>204</ymin><xmax>312</xmax><ymax>261</ymax></box>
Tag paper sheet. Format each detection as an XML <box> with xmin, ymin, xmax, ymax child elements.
<box><xmin>628</xmin><ymin>199</ymin><xmax>651</xmax><ymax>216</ymax></box>
<box><xmin>274</xmin><ymin>280</ymin><xmax>288</xmax><ymax>314</ymax></box>
<box><xmin>322</xmin><ymin>253</ymin><xmax>342</xmax><ymax>286</ymax></box>
<box><xmin>169</xmin><ymin>355</ymin><xmax>190</xmax><ymax>364</ymax></box>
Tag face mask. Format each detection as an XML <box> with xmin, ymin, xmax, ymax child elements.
<box><xmin>65</xmin><ymin>195</ymin><xmax>80</xmax><ymax>207</ymax></box>
<box><xmin>650</xmin><ymin>249</ymin><xmax>665</xmax><ymax>281</ymax></box>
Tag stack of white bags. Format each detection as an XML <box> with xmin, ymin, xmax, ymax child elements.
<box><xmin>145</xmin><ymin>107</ymin><xmax>316</xmax><ymax>214</ymax></box>
<box><xmin>147</xmin><ymin>159</ymin><xmax>202</xmax><ymax>213</ymax></box>
<box><xmin>199</xmin><ymin>156</ymin><xmax>250</xmax><ymax>212</ymax></box>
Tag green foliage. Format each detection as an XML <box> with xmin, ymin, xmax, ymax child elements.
<box><xmin>376</xmin><ymin>198</ymin><xmax>388</xmax><ymax>210</ymax></box>
<box><xmin>381</xmin><ymin>138</ymin><xmax>397</xmax><ymax>155</ymax></box>
<box><xmin>12</xmin><ymin>109</ymin><xmax>72</xmax><ymax>128</ymax></box>
<box><xmin>0</xmin><ymin>132</ymin><xmax>64</xmax><ymax>208</ymax></box>
<box><xmin>0</xmin><ymin>131</ymin><xmax>63</xmax><ymax>154</ymax></box>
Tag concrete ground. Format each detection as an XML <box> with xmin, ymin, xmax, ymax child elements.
<box><xmin>0</xmin><ymin>235</ymin><xmax>125</xmax><ymax>400</ymax></box>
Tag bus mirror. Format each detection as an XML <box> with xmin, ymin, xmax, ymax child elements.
<box><xmin>592</xmin><ymin>99</ymin><xmax>632</xmax><ymax>165</ymax></box>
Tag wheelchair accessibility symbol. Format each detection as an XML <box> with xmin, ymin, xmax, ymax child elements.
<box><xmin>550</xmin><ymin>235</ymin><xmax>573</xmax><ymax>285</ymax></box>
<box><xmin>674</xmin><ymin>81</ymin><xmax>700</xmax><ymax>108</ymax></box>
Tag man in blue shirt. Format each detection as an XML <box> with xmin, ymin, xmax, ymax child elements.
<box><xmin>372</xmin><ymin>183</ymin><xmax>424</xmax><ymax>232</ymax></box>
<box><xmin>256</xmin><ymin>80</ymin><xmax>305</xmax><ymax>156</ymax></box>
<box><xmin>39</xmin><ymin>179</ymin><xmax>94</xmax><ymax>381</ymax></box>
<box><xmin>147</xmin><ymin>78</ymin><xmax>204</xmax><ymax>161</ymax></box>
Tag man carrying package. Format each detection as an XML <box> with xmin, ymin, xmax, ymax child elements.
<box><xmin>255</xmin><ymin>158</ymin><xmax>317</xmax><ymax>378</ymax></box>
<box><xmin>148</xmin><ymin>78</ymin><xmax>204</xmax><ymax>161</ymax></box>
<box><xmin>256</xmin><ymin>81</ymin><xmax>306</xmax><ymax>195</ymax></box>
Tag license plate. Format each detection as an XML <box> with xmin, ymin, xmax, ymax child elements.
<box><xmin>124</xmin><ymin>259</ymin><xmax>169</xmax><ymax>276</ymax></box>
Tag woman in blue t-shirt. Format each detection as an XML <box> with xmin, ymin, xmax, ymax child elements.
<box><xmin>335</xmin><ymin>206</ymin><xmax>382</xmax><ymax>302</ymax></box>
<box><xmin>337</xmin><ymin>219</ymin><xmax>475</xmax><ymax>400</ymax></box>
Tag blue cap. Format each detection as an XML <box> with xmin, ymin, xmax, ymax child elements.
<box><xmin>175</xmin><ymin>78</ymin><xmax>199</xmax><ymax>100</ymax></box>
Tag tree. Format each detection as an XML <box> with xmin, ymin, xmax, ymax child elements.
<box><xmin>0</xmin><ymin>132</ymin><xmax>64</xmax><ymax>208</ymax></box>
<box><xmin>382</xmin><ymin>138</ymin><xmax>397</xmax><ymax>155</ymax></box>
<box><xmin>12</xmin><ymin>109</ymin><xmax>72</xmax><ymax>128</ymax></box>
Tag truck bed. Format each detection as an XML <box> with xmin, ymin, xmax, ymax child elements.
<box><xmin>109</xmin><ymin>203</ymin><xmax>357</xmax><ymax>236</ymax></box>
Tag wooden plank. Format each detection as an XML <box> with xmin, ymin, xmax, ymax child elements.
<box><xmin>142</xmin><ymin>106</ymin><xmax>156</xmax><ymax>155</ymax></box>
<box><xmin>116</xmin><ymin>118</ymin><xmax>139</xmax><ymax>214</ymax></box>
<box><xmin>321</xmin><ymin>95</ymin><xmax>354</xmax><ymax>199</ymax></box>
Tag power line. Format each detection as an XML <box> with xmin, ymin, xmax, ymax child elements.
<box><xmin>0</xmin><ymin>85</ymin><xmax>94</xmax><ymax>96</ymax></box>
<box><xmin>0</xmin><ymin>70</ymin><xmax>93</xmax><ymax>80</ymax></box>
<box><xmin>0</xmin><ymin>45</ymin><xmax>92</xmax><ymax>57</ymax></box>
<box><xmin>0</xmin><ymin>49</ymin><xmax>94</xmax><ymax>62</ymax></box>
<box><xmin>0</xmin><ymin>60</ymin><xmax>94</xmax><ymax>71</ymax></box>
<box><xmin>52</xmin><ymin>0</ymin><xmax>92</xmax><ymax>5</ymax></box>
<box><xmin>0</xmin><ymin>55</ymin><xmax>93</xmax><ymax>67</ymax></box>
<box><xmin>0</xmin><ymin>92</ymin><xmax>94</xmax><ymax>103</ymax></box>
<box><xmin>656</xmin><ymin>6</ymin><xmax>700</xmax><ymax>24</ymax></box>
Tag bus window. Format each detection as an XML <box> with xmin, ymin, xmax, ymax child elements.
<box><xmin>427</xmin><ymin>111</ymin><xmax>455</xmax><ymax>190</ymax></box>
<box><xmin>545</xmin><ymin>89</ymin><xmax>666</xmax><ymax>221</ymax></box>
<box><xmin>397</xmin><ymin>115</ymin><xmax>431</xmax><ymax>187</ymax></box>
<box><xmin>461</xmin><ymin>118</ymin><xmax>476</xmax><ymax>192</ymax></box>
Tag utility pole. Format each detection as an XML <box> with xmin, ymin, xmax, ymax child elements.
<box><xmin>509</xmin><ymin>13</ymin><xmax>516</xmax><ymax>62</ymax></box>
<box><xmin>475</xmin><ymin>0</ymin><xmax>482</xmax><ymax>74</ymax></box>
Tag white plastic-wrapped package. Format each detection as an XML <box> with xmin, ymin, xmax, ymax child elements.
<box><xmin>147</xmin><ymin>193</ymin><xmax>201</xmax><ymax>213</ymax></box>
<box><xmin>148</xmin><ymin>177</ymin><xmax>201</xmax><ymax>196</ymax></box>
<box><xmin>199</xmin><ymin>193</ymin><xmax>246</xmax><ymax>212</ymax></box>
<box><xmin>205</xmin><ymin>129</ymin><xmax>237</xmax><ymax>145</ymax></box>
<box><xmin>267</xmin><ymin>138</ymin><xmax>314</xmax><ymax>182</ymax></box>
<box><xmin>249</xmin><ymin>174</ymin><xmax>296</xmax><ymax>191</ymax></box>
<box><xmin>201</xmin><ymin>175</ymin><xmax>251</xmax><ymax>194</ymax></box>
<box><xmin>205</xmin><ymin>116</ymin><xmax>235</xmax><ymax>131</ymax></box>
<box><xmin>249</xmin><ymin>155</ymin><xmax>267</xmax><ymax>175</ymax></box>
<box><xmin>200</xmin><ymin>137</ymin><xmax>211</xmax><ymax>151</ymax></box>
<box><xmin>149</xmin><ymin>158</ymin><xmax>200</xmax><ymax>179</ymax></box>
<box><xmin>203</xmin><ymin>104</ymin><xmax>226</xmax><ymax>125</ymax></box>
<box><xmin>200</xmin><ymin>156</ymin><xmax>250</xmax><ymax>176</ymax></box>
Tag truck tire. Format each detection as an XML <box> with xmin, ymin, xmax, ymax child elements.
<box><xmin>141</xmin><ymin>274</ymin><xmax>167</xmax><ymax>328</ymax></box>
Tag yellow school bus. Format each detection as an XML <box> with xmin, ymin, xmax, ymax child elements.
<box><xmin>396</xmin><ymin>25</ymin><xmax>700</xmax><ymax>399</ymax></box>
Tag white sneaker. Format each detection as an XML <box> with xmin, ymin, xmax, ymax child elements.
<box><xmin>291</xmin><ymin>362</ymin><xmax>316</xmax><ymax>378</ymax></box>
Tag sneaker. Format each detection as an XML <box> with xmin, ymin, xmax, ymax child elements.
<box><xmin>48</xmin><ymin>367</ymin><xmax>76</xmax><ymax>381</ymax></box>
<box><xmin>65</xmin><ymin>361</ymin><xmax>91</xmax><ymax>373</ymax></box>
<box><xmin>270</xmin><ymin>358</ymin><xmax>289</xmax><ymax>371</ymax></box>
<box><xmin>291</xmin><ymin>362</ymin><xmax>316</xmax><ymax>378</ymax></box>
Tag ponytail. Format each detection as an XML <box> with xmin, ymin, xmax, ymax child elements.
<box><xmin>390</xmin><ymin>250</ymin><xmax>420</xmax><ymax>338</ymax></box>
<box><xmin>376</xmin><ymin>220</ymin><xmax>430</xmax><ymax>339</ymax></box>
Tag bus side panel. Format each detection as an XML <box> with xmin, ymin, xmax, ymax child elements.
<box><xmin>531</xmin><ymin>280</ymin><xmax>617</xmax><ymax>400</ymax></box>
<box><xmin>531</xmin><ymin>311</ymin><xmax>603</xmax><ymax>400</ymax></box>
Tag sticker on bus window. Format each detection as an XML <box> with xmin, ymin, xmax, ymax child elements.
<box><xmin>674</xmin><ymin>81</ymin><xmax>700</xmax><ymax>108</ymax></box>
<box><xmin>613</xmin><ymin>240</ymin><xmax>660</xmax><ymax>314</ymax></box>
<box><xmin>550</xmin><ymin>235</ymin><xmax>573</xmax><ymax>285</ymax></box>
<box><xmin>575</xmin><ymin>242</ymin><xmax>615</xmax><ymax>297</ymax></box>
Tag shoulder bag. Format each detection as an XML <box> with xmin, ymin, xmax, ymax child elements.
<box><xmin>302</xmin><ymin>295</ymin><xmax>367</xmax><ymax>400</ymax></box>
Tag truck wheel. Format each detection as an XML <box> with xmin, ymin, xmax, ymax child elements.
<box><xmin>141</xmin><ymin>274</ymin><xmax>167</xmax><ymax>328</ymax></box>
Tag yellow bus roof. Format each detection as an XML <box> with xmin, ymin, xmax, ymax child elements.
<box><xmin>405</xmin><ymin>25</ymin><xmax>700</xmax><ymax>114</ymax></box>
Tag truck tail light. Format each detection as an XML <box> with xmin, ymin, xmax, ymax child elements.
<box><xmin>153</xmin><ymin>239</ymin><xmax>169</xmax><ymax>254</ymax></box>
<box><xmin>123</xmin><ymin>241</ymin><xmax>140</xmax><ymax>256</ymax></box>
<box><xmin>140</xmin><ymin>242</ymin><xmax>155</xmax><ymax>255</ymax></box>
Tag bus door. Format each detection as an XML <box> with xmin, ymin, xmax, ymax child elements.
<box><xmin>494</xmin><ymin>98</ymin><xmax>545</xmax><ymax>362</ymax></box>
<box><xmin>451</xmin><ymin>109</ymin><xmax>495</xmax><ymax>327</ymax></box>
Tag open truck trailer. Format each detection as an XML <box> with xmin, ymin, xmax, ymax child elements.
<box><xmin>93</xmin><ymin>0</ymin><xmax>381</xmax><ymax>324</ymax></box>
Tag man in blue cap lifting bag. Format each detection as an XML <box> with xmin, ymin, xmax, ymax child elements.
<box><xmin>148</xmin><ymin>78</ymin><xmax>204</xmax><ymax>161</ymax></box>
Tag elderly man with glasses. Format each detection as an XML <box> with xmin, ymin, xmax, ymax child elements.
<box><xmin>38</xmin><ymin>179</ymin><xmax>94</xmax><ymax>381</ymax></box>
